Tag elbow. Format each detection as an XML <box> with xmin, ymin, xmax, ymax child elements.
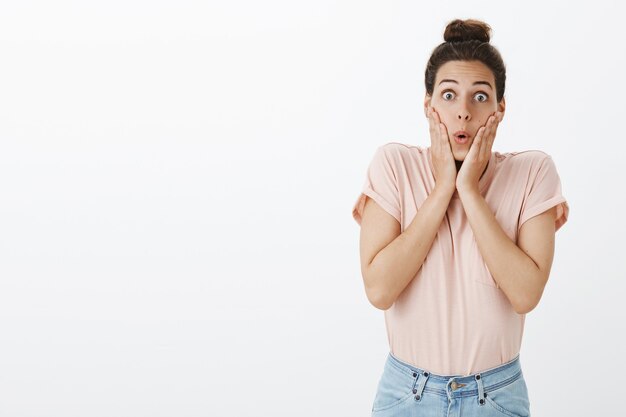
<box><xmin>514</xmin><ymin>303</ymin><xmax>532</xmax><ymax>315</ymax></box>
<box><xmin>510</xmin><ymin>272</ymin><xmax>546</xmax><ymax>315</ymax></box>
<box><xmin>362</xmin><ymin>265</ymin><xmax>396</xmax><ymax>310</ymax></box>
<box><xmin>371</xmin><ymin>294</ymin><xmax>393</xmax><ymax>311</ymax></box>
<box><xmin>514</xmin><ymin>267</ymin><xmax>550</xmax><ymax>315</ymax></box>
<box><xmin>514</xmin><ymin>293</ymin><xmax>540</xmax><ymax>315</ymax></box>
<box><xmin>365</xmin><ymin>286</ymin><xmax>394</xmax><ymax>311</ymax></box>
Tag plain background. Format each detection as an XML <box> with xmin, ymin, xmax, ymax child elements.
<box><xmin>0</xmin><ymin>1</ymin><xmax>624</xmax><ymax>416</ymax></box>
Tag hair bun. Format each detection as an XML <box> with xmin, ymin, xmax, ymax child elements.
<box><xmin>443</xmin><ymin>18</ymin><xmax>491</xmax><ymax>43</ymax></box>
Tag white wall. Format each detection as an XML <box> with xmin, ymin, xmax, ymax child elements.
<box><xmin>0</xmin><ymin>1</ymin><xmax>622</xmax><ymax>416</ymax></box>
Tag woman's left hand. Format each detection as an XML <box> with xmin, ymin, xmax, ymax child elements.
<box><xmin>456</xmin><ymin>111</ymin><xmax>504</xmax><ymax>193</ymax></box>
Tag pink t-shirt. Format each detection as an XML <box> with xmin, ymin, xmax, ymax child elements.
<box><xmin>352</xmin><ymin>142</ymin><xmax>569</xmax><ymax>376</ymax></box>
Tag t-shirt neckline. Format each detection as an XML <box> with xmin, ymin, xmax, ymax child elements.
<box><xmin>426</xmin><ymin>147</ymin><xmax>497</xmax><ymax>199</ymax></box>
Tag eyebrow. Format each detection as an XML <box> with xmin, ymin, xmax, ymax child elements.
<box><xmin>438</xmin><ymin>79</ymin><xmax>493</xmax><ymax>90</ymax></box>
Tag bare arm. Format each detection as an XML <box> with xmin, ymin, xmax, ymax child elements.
<box><xmin>359</xmin><ymin>106</ymin><xmax>457</xmax><ymax>310</ymax></box>
<box><xmin>360</xmin><ymin>185</ymin><xmax>454</xmax><ymax>310</ymax></box>
<box><xmin>457</xmin><ymin>186</ymin><xmax>557</xmax><ymax>314</ymax></box>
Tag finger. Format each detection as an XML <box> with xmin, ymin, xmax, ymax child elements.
<box><xmin>487</xmin><ymin>116</ymin><xmax>498</xmax><ymax>155</ymax></box>
<box><xmin>433</xmin><ymin>110</ymin><xmax>448</xmax><ymax>145</ymax></box>
<box><xmin>478</xmin><ymin>116</ymin><xmax>493</xmax><ymax>156</ymax></box>
<box><xmin>473</xmin><ymin>126</ymin><xmax>485</xmax><ymax>160</ymax></box>
<box><xmin>480</xmin><ymin>115</ymin><xmax>496</xmax><ymax>156</ymax></box>
<box><xmin>469</xmin><ymin>128</ymin><xmax>481</xmax><ymax>156</ymax></box>
<box><xmin>439</xmin><ymin>123</ymin><xmax>449</xmax><ymax>151</ymax></box>
<box><xmin>432</xmin><ymin>108</ymin><xmax>443</xmax><ymax>151</ymax></box>
<box><xmin>488</xmin><ymin>114</ymin><xmax>499</xmax><ymax>147</ymax></box>
<box><xmin>486</xmin><ymin>114</ymin><xmax>499</xmax><ymax>152</ymax></box>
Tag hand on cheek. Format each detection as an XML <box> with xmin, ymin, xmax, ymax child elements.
<box><xmin>456</xmin><ymin>111</ymin><xmax>503</xmax><ymax>192</ymax></box>
<box><xmin>427</xmin><ymin>106</ymin><xmax>457</xmax><ymax>191</ymax></box>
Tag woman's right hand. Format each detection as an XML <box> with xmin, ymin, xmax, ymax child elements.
<box><xmin>427</xmin><ymin>106</ymin><xmax>457</xmax><ymax>193</ymax></box>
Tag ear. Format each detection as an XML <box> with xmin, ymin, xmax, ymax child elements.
<box><xmin>424</xmin><ymin>95</ymin><xmax>432</xmax><ymax>118</ymax></box>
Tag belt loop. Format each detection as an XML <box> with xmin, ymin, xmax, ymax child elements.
<box><xmin>413</xmin><ymin>370</ymin><xmax>430</xmax><ymax>401</ymax></box>
<box><xmin>475</xmin><ymin>373</ymin><xmax>485</xmax><ymax>405</ymax></box>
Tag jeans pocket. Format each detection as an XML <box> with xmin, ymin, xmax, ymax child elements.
<box><xmin>371</xmin><ymin>362</ymin><xmax>418</xmax><ymax>413</ymax></box>
<box><xmin>484</xmin><ymin>374</ymin><xmax>531</xmax><ymax>417</ymax></box>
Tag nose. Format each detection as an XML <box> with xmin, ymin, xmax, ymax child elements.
<box><xmin>457</xmin><ymin>101</ymin><xmax>471</xmax><ymax>121</ymax></box>
<box><xmin>457</xmin><ymin>110</ymin><xmax>471</xmax><ymax>121</ymax></box>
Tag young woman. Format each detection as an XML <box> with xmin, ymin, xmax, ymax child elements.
<box><xmin>352</xmin><ymin>19</ymin><xmax>569</xmax><ymax>417</ymax></box>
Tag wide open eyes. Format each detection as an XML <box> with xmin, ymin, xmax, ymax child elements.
<box><xmin>442</xmin><ymin>90</ymin><xmax>489</xmax><ymax>102</ymax></box>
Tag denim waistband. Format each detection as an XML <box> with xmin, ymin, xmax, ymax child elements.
<box><xmin>386</xmin><ymin>351</ymin><xmax>524</xmax><ymax>399</ymax></box>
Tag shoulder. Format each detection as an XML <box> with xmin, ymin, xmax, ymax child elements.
<box><xmin>496</xmin><ymin>149</ymin><xmax>555</xmax><ymax>172</ymax></box>
<box><xmin>376</xmin><ymin>141</ymin><xmax>428</xmax><ymax>165</ymax></box>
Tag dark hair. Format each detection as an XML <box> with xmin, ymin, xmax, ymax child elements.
<box><xmin>425</xmin><ymin>19</ymin><xmax>506</xmax><ymax>103</ymax></box>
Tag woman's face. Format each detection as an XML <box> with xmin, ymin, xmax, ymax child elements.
<box><xmin>424</xmin><ymin>60</ymin><xmax>506</xmax><ymax>161</ymax></box>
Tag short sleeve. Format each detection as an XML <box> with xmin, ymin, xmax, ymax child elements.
<box><xmin>352</xmin><ymin>145</ymin><xmax>401</xmax><ymax>226</ymax></box>
<box><xmin>518</xmin><ymin>155</ymin><xmax>569</xmax><ymax>232</ymax></box>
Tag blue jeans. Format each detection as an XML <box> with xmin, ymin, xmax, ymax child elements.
<box><xmin>371</xmin><ymin>352</ymin><xmax>531</xmax><ymax>417</ymax></box>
